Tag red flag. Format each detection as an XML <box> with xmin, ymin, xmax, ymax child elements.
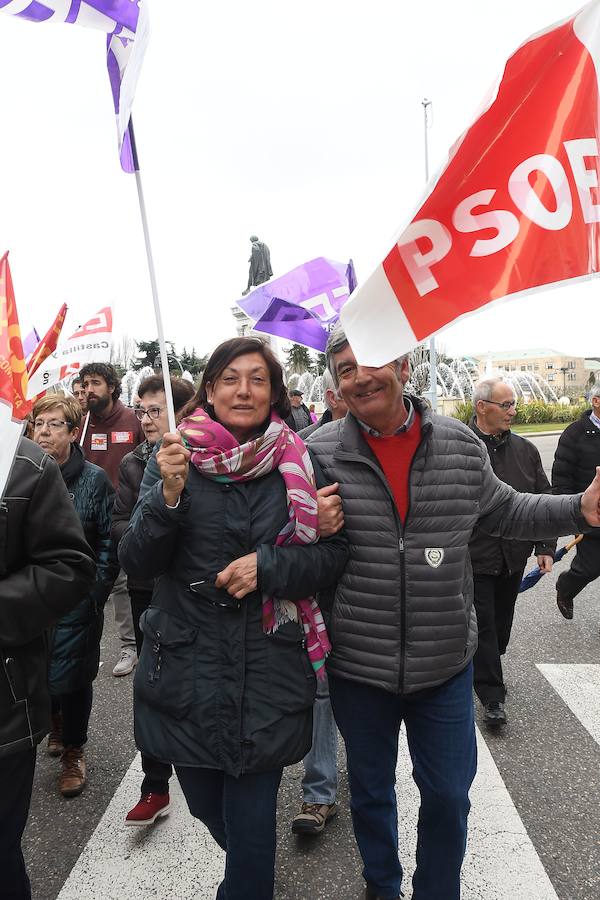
<box><xmin>27</xmin><ymin>303</ymin><xmax>68</xmax><ymax>378</ymax></box>
<box><xmin>342</xmin><ymin>1</ymin><xmax>600</xmax><ymax>365</ymax></box>
<box><xmin>0</xmin><ymin>253</ymin><xmax>30</xmax><ymax>420</ymax></box>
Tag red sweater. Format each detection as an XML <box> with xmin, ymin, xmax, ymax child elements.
<box><xmin>364</xmin><ymin>412</ymin><xmax>421</xmax><ymax>523</ymax></box>
<box><xmin>81</xmin><ymin>399</ymin><xmax>144</xmax><ymax>488</ymax></box>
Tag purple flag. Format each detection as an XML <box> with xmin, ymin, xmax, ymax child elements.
<box><xmin>237</xmin><ymin>257</ymin><xmax>357</xmax><ymax>350</ymax></box>
<box><xmin>22</xmin><ymin>327</ymin><xmax>40</xmax><ymax>358</ymax></box>
<box><xmin>253</xmin><ymin>299</ymin><xmax>333</xmax><ymax>352</ymax></box>
<box><xmin>0</xmin><ymin>1</ymin><xmax>149</xmax><ymax>172</ymax></box>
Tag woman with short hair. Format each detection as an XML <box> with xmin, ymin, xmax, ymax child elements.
<box><xmin>119</xmin><ymin>337</ymin><xmax>348</xmax><ymax>900</ymax></box>
<box><xmin>31</xmin><ymin>393</ymin><xmax>116</xmax><ymax>797</ymax></box>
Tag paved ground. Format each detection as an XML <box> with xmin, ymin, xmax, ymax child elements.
<box><xmin>22</xmin><ymin>433</ymin><xmax>600</xmax><ymax>900</ymax></box>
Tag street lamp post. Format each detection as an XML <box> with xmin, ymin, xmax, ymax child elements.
<box><xmin>559</xmin><ymin>366</ymin><xmax>568</xmax><ymax>395</ymax></box>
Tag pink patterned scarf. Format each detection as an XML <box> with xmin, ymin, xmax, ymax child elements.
<box><xmin>178</xmin><ymin>407</ymin><xmax>331</xmax><ymax>678</ymax></box>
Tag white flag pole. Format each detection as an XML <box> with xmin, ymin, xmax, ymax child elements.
<box><xmin>422</xmin><ymin>98</ymin><xmax>438</xmax><ymax>413</ymax></box>
<box><xmin>128</xmin><ymin>120</ymin><xmax>177</xmax><ymax>432</ymax></box>
<box><xmin>79</xmin><ymin>410</ymin><xmax>90</xmax><ymax>446</ymax></box>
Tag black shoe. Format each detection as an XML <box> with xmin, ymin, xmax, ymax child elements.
<box><xmin>556</xmin><ymin>591</ymin><xmax>574</xmax><ymax>620</ymax></box>
<box><xmin>483</xmin><ymin>700</ymin><xmax>507</xmax><ymax>726</ymax></box>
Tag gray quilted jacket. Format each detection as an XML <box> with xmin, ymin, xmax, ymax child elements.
<box><xmin>307</xmin><ymin>397</ymin><xmax>588</xmax><ymax>695</ymax></box>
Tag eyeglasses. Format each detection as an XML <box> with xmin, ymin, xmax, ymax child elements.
<box><xmin>133</xmin><ymin>406</ymin><xmax>164</xmax><ymax>421</ymax></box>
<box><xmin>481</xmin><ymin>399</ymin><xmax>517</xmax><ymax>410</ymax></box>
<box><xmin>33</xmin><ymin>419</ymin><xmax>71</xmax><ymax>431</ymax></box>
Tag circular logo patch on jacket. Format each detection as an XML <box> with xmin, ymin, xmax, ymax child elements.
<box><xmin>424</xmin><ymin>548</ymin><xmax>444</xmax><ymax>568</ymax></box>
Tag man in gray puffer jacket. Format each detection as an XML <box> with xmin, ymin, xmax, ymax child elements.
<box><xmin>308</xmin><ymin>322</ymin><xmax>600</xmax><ymax>900</ymax></box>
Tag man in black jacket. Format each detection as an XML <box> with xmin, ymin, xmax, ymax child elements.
<box><xmin>285</xmin><ymin>389</ymin><xmax>312</xmax><ymax>432</ymax></box>
<box><xmin>469</xmin><ymin>378</ymin><xmax>555</xmax><ymax>726</ymax></box>
<box><xmin>552</xmin><ymin>384</ymin><xmax>600</xmax><ymax>618</ymax></box>
<box><xmin>0</xmin><ymin>438</ymin><xmax>95</xmax><ymax>900</ymax></box>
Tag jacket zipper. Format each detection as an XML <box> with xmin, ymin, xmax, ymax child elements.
<box><xmin>335</xmin><ymin>427</ymin><xmax>428</xmax><ymax>694</ymax></box>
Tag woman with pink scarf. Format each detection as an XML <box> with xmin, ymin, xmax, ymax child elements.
<box><xmin>119</xmin><ymin>338</ymin><xmax>348</xmax><ymax>900</ymax></box>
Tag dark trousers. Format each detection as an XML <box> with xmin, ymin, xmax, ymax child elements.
<box><xmin>0</xmin><ymin>748</ymin><xmax>36</xmax><ymax>900</ymax></box>
<box><xmin>175</xmin><ymin>765</ymin><xmax>283</xmax><ymax>900</ymax></box>
<box><xmin>329</xmin><ymin>664</ymin><xmax>476</xmax><ymax>900</ymax></box>
<box><xmin>51</xmin><ymin>684</ymin><xmax>93</xmax><ymax>748</ymax></box>
<box><xmin>130</xmin><ymin>588</ymin><xmax>172</xmax><ymax>794</ymax></box>
<box><xmin>556</xmin><ymin>536</ymin><xmax>600</xmax><ymax>602</ymax></box>
<box><xmin>472</xmin><ymin>570</ymin><xmax>523</xmax><ymax>706</ymax></box>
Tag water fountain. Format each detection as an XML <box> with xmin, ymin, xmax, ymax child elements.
<box><xmin>286</xmin><ymin>372</ymin><xmax>324</xmax><ymax>403</ymax></box>
<box><xmin>120</xmin><ymin>366</ymin><xmax>155</xmax><ymax>406</ymax></box>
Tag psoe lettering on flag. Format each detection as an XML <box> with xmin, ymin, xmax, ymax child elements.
<box><xmin>0</xmin><ymin>1</ymin><xmax>149</xmax><ymax>172</ymax></box>
<box><xmin>341</xmin><ymin>0</ymin><xmax>600</xmax><ymax>366</ymax></box>
<box><xmin>26</xmin><ymin>306</ymin><xmax>113</xmax><ymax>400</ymax></box>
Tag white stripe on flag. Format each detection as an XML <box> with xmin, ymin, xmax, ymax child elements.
<box><xmin>340</xmin><ymin>263</ymin><xmax>418</xmax><ymax>367</ymax></box>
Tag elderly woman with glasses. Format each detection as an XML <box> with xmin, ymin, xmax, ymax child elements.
<box><xmin>31</xmin><ymin>394</ymin><xmax>117</xmax><ymax>798</ymax></box>
<box><xmin>112</xmin><ymin>375</ymin><xmax>194</xmax><ymax>826</ymax></box>
<box><xmin>119</xmin><ymin>337</ymin><xmax>348</xmax><ymax>900</ymax></box>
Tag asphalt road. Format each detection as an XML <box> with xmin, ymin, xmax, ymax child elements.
<box><xmin>22</xmin><ymin>432</ymin><xmax>600</xmax><ymax>900</ymax></box>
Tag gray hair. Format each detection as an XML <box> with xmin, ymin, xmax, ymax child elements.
<box><xmin>472</xmin><ymin>376</ymin><xmax>513</xmax><ymax>405</ymax></box>
<box><xmin>589</xmin><ymin>383</ymin><xmax>600</xmax><ymax>400</ymax></box>
<box><xmin>321</xmin><ymin>368</ymin><xmax>338</xmax><ymax>410</ymax></box>
<box><xmin>325</xmin><ymin>320</ymin><xmax>408</xmax><ymax>386</ymax></box>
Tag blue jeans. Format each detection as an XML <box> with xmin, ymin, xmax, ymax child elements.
<box><xmin>175</xmin><ymin>765</ymin><xmax>283</xmax><ymax>900</ymax></box>
<box><xmin>302</xmin><ymin>672</ymin><xmax>338</xmax><ymax>804</ymax></box>
<box><xmin>329</xmin><ymin>664</ymin><xmax>477</xmax><ymax>900</ymax></box>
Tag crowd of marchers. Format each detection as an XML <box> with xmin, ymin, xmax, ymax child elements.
<box><xmin>2</xmin><ymin>325</ymin><xmax>600</xmax><ymax>900</ymax></box>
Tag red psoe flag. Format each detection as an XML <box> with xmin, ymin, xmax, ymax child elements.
<box><xmin>341</xmin><ymin>1</ymin><xmax>600</xmax><ymax>366</ymax></box>
<box><xmin>0</xmin><ymin>252</ymin><xmax>30</xmax><ymax>420</ymax></box>
<box><xmin>27</xmin><ymin>302</ymin><xmax>68</xmax><ymax>379</ymax></box>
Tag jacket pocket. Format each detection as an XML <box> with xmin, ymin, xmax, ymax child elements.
<box><xmin>134</xmin><ymin>608</ymin><xmax>198</xmax><ymax>720</ymax></box>
<box><xmin>266</xmin><ymin>622</ymin><xmax>317</xmax><ymax>714</ymax></box>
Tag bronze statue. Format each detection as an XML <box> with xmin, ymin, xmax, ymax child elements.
<box><xmin>242</xmin><ymin>236</ymin><xmax>273</xmax><ymax>294</ymax></box>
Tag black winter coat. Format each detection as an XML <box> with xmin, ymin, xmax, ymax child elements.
<box><xmin>111</xmin><ymin>441</ymin><xmax>153</xmax><ymax>594</ymax></box>
<box><xmin>49</xmin><ymin>444</ymin><xmax>117</xmax><ymax>695</ymax></box>
<box><xmin>0</xmin><ymin>439</ymin><xmax>96</xmax><ymax>759</ymax></box>
<box><xmin>119</xmin><ymin>451</ymin><xmax>348</xmax><ymax>776</ymax></box>
<box><xmin>468</xmin><ymin>419</ymin><xmax>556</xmax><ymax>575</ymax></box>
<box><xmin>552</xmin><ymin>409</ymin><xmax>600</xmax><ymax>540</ymax></box>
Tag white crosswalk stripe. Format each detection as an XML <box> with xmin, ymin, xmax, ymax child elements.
<box><xmin>537</xmin><ymin>664</ymin><xmax>600</xmax><ymax>746</ymax></box>
<box><xmin>395</xmin><ymin>726</ymin><xmax>559</xmax><ymax>899</ymax></box>
<box><xmin>57</xmin><ymin>719</ymin><xmax>569</xmax><ymax>900</ymax></box>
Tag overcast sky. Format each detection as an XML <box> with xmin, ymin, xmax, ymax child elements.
<box><xmin>0</xmin><ymin>0</ymin><xmax>598</xmax><ymax>364</ymax></box>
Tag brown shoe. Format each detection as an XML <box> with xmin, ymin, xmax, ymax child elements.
<box><xmin>60</xmin><ymin>747</ymin><xmax>87</xmax><ymax>798</ymax></box>
<box><xmin>47</xmin><ymin>712</ymin><xmax>64</xmax><ymax>757</ymax></box>
<box><xmin>291</xmin><ymin>801</ymin><xmax>338</xmax><ymax>835</ymax></box>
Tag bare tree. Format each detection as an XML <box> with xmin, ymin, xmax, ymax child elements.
<box><xmin>111</xmin><ymin>334</ymin><xmax>136</xmax><ymax>371</ymax></box>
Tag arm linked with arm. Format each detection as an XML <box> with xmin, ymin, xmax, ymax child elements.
<box><xmin>257</xmin><ymin>448</ymin><xmax>349</xmax><ymax>599</ymax></box>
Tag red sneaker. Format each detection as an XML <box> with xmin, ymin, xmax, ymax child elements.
<box><xmin>125</xmin><ymin>792</ymin><xmax>171</xmax><ymax>826</ymax></box>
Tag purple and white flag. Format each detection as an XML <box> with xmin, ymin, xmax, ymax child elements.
<box><xmin>237</xmin><ymin>258</ymin><xmax>357</xmax><ymax>351</ymax></box>
<box><xmin>22</xmin><ymin>327</ymin><xmax>40</xmax><ymax>358</ymax></box>
<box><xmin>0</xmin><ymin>1</ymin><xmax>149</xmax><ymax>172</ymax></box>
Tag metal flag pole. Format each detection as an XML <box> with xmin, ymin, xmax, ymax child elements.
<box><xmin>128</xmin><ymin>120</ymin><xmax>177</xmax><ymax>432</ymax></box>
<box><xmin>422</xmin><ymin>98</ymin><xmax>438</xmax><ymax>413</ymax></box>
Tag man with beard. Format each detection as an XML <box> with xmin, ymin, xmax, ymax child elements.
<box><xmin>79</xmin><ymin>363</ymin><xmax>143</xmax><ymax>487</ymax></box>
<box><xmin>80</xmin><ymin>363</ymin><xmax>144</xmax><ymax>677</ymax></box>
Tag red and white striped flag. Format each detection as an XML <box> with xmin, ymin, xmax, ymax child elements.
<box><xmin>341</xmin><ymin>1</ymin><xmax>600</xmax><ymax>366</ymax></box>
